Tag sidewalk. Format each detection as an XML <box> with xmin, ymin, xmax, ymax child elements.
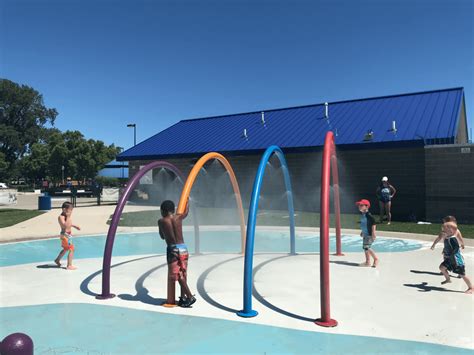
<box><xmin>0</xmin><ymin>192</ymin><xmax>100</xmax><ymax>210</ymax></box>
<box><xmin>0</xmin><ymin>204</ymin><xmax>159</xmax><ymax>243</ymax></box>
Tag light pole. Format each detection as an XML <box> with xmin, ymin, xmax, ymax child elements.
<box><xmin>61</xmin><ymin>165</ymin><xmax>65</xmax><ymax>184</ymax></box>
<box><xmin>127</xmin><ymin>124</ymin><xmax>136</xmax><ymax>146</ymax></box>
<box><xmin>119</xmin><ymin>147</ymin><xmax>125</xmax><ymax>179</ymax></box>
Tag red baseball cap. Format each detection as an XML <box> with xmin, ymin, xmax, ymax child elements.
<box><xmin>355</xmin><ymin>199</ymin><xmax>371</xmax><ymax>208</ymax></box>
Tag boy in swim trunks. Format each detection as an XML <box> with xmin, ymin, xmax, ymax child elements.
<box><xmin>431</xmin><ymin>216</ymin><xmax>473</xmax><ymax>294</ymax></box>
<box><xmin>54</xmin><ymin>201</ymin><xmax>80</xmax><ymax>270</ymax></box>
<box><xmin>158</xmin><ymin>199</ymin><xmax>196</xmax><ymax>307</ymax></box>
<box><xmin>356</xmin><ymin>199</ymin><xmax>379</xmax><ymax>267</ymax></box>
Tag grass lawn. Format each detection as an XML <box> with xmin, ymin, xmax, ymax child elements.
<box><xmin>0</xmin><ymin>209</ymin><xmax>45</xmax><ymax>228</ymax></box>
<box><xmin>115</xmin><ymin>208</ymin><xmax>474</xmax><ymax>238</ymax></box>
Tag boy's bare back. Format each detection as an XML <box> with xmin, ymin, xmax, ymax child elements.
<box><xmin>159</xmin><ymin>213</ymin><xmax>186</xmax><ymax>246</ymax></box>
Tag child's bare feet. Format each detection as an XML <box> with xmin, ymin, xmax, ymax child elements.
<box><xmin>66</xmin><ymin>265</ymin><xmax>77</xmax><ymax>270</ymax></box>
<box><xmin>54</xmin><ymin>259</ymin><xmax>61</xmax><ymax>267</ymax></box>
<box><xmin>465</xmin><ymin>288</ymin><xmax>473</xmax><ymax>294</ymax></box>
<box><xmin>359</xmin><ymin>262</ymin><xmax>370</xmax><ymax>267</ymax></box>
<box><xmin>372</xmin><ymin>259</ymin><xmax>379</xmax><ymax>268</ymax></box>
<box><xmin>441</xmin><ymin>279</ymin><xmax>451</xmax><ymax>285</ymax></box>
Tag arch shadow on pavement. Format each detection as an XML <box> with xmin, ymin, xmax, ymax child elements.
<box><xmin>80</xmin><ymin>255</ymin><xmax>161</xmax><ymax>297</ymax></box>
<box><xmin>196</xmin><ymin>255</ymin><xmax>243</xmax><ymax>314</ymax></box>
<box><xmin>252</xmin><ymin>254</ymin><xmax>315</xmax><ymax>323</ymax></box>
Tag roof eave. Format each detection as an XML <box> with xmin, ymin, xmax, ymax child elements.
<box><xmin>117</xmin><ymin>140</ymin><xmax>428</xmax><ymax>161</ymax></box>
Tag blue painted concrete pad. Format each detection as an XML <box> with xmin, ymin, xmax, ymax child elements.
<box><xmin>1</xmin><ymin>303</ymin><xmax>472</xmax><ymax>354</ymax></box>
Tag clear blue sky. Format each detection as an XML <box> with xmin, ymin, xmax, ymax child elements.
<box><xmin>1</xmin><ymin>0</ymin><xmax>473</xmax><ymax>150</ymax></box>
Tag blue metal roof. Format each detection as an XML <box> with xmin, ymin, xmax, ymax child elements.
<box><xmin>103</xmin><ymin>159</ymin><xmax>129</xmax><ymax>168</ymax></box>
<box><xmin>97</xmin><ymin>159</ymin><xmax>129</xmax><ymax>178</ymax></box>
<box><xmin>97</xmin><ymin>167</ymin><xmax>129</xmax><ymax>179</ymax></box>
<box><xmin>118</xmin><ymin>87</ymin><xmax>465</xmax><ymax>161</ymax></box>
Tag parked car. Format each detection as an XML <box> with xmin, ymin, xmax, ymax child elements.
<box><xmin>0</xmin><ymin>182</ymin><xmax>8</xmax><ymax>189</ymax></box>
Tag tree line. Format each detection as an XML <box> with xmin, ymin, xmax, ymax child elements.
<box><xmin>0</xmin><ymin>79</ymin><xmax>121</xmax><ymax>184</ymax></box>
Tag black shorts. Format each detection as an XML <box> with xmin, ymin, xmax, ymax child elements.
<box><xmin>441</xmin><ymin>259</ymin><xmax>465</xmax><ymax>276</ymax></box>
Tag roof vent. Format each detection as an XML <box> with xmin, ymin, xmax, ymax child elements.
<box><xmin>261</xmin><ymin>111</ymin><xmax>265</xmax><ymax>125</ymax></box>
<box><xmin>243</xmin><ymin>128</ymin><xmax>248</xmax><ymax>139</ymax></box>
<box><xmin>389</xmin><ymin>120</ymin><xmax>397</xmax><ymax>133</ymax></box>
<box><xmin>364</xmin><ymin>129</ymin><xmax>374</xmax><ymax>141</ymax></box>
<box><xmin>324</xmin><ymin>102</ymin><xmax>329</xmax><ymax>119</ymax></box>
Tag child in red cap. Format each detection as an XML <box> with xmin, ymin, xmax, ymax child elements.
<box><xmin>356</xmin><ymin>199</ymin><xmax>379</xmax><ymax>267</ymax></box>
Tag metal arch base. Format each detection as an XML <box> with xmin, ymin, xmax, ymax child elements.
<box><xmin>95</xmin><ymin>293</ymin><xmax>116</xmax><ymax>300</ymax></box>
<box><xmin>315</xmin><ymin>318</ymin><xmax>338</xmax><ymax>327</ymax></box>
<box><xmin>237</xmin><ymin>310</ymin><xmax>258</xmax><ymax>318</ymax></box>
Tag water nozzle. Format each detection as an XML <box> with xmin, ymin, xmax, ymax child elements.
<box><xmin>364</xmin><ymin>129</ymin><xmax>374</xmax><ymax>141</ymax></box>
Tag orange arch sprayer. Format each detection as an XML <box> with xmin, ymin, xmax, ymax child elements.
<box><xmin>177</xmin><ymin>152</ymin><xmax>246</xmax><ymax>253</ymax></box>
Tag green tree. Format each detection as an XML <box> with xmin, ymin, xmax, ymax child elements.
<box><xmin>0</xmin><ymin>151</ymin><xmax>8</xmax><ymax>179</ymax></box>
<box><xmin>0</xmin><ymin>79</ymin><xmax>57</xmax><ymax>179</ymax></box>
<box><xmin>47</xmin><ymin>129</ymin><xmax>68</xmax><ymax>182</ymax></box>
<box><xmin>41</xmin><ymin>130</ymin><xmax>120</xmax><ymax>182</ymax></box>
<box><xmin>1</xmin><ymin>79</ymin><xmax>120</xmax><ymax>182</ymax></box>
<box><xmin>20</xmin><ymin>143</ymin><xmax>50</xmax><ymax>183</ymax></box>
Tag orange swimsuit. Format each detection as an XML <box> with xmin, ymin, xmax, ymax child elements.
<box><xmin>60</xmin><ymin>232</ymin><xmax>74</xmax><ymax>251</ymax></box>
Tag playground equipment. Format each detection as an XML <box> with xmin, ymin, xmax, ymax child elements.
<box><xmin>97</xmin><ymin>161</ymin><xmax>199</xmax><ymax>299</ymax></box>
<box><xmin>237</xmin><ymin>145</ymin><xmax>296</xmax><ymax>318</ymax></box>
<box><xmin>177</xmin><ymin>152</ymin><xmax>246</xmax><ymax>253</ymax></box>
<box><xmin>315</xmin><ymin>131</ymin><xmax>340</xmax><ymax>327</ymax></box>
<box><xmin>0</xmin><ymin>333</ymin><xmax>33</xmax><ymax>355</ymax></box>
<box><xmin>237</xmin><ymin>132</ymin><xmax>341</xmax><ymax>327</ymax></box>
<box><xmin>97</xmin><ymin>133</ymin><xmax>341</xmax><ymax>326</ymax></box>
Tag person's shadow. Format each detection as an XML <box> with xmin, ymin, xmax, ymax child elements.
<box><xmin>410</xmin><ymin>269</ymin><xmax>461</xmax><ymax>278</ymax></box>
<box><xmin>37</xmin><ymin>263</ymin><xmax>64</xmax><ymax>269</ymax></box>
<box><xmin>403</xmin><ymin>282</ymin><xmax>463</xmax><ymax>293</ymax></box>
<box><xmin>410</xmin><ymin>270</ymin><xmax>441</xmax><ymax>276</ymax></box>
<box><xmin>119</xmin><ymin>288</ymin><xmax>167</xmax><ymax>306</ymax></box>
<box><xmin>117</xmin><ymin>262</ymin><xmax>168</xmax><ymax>306</ymax></box>
<box><xmin>330</xmin><ymin>260</ymin><xmax>360</xmax><ymax>267</ymax></box>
